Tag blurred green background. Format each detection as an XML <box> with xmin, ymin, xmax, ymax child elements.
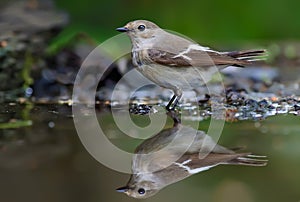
<box><xmin>54</xmin><ymin>0</ymin><xmax>300</xmax><ymax>45</ymax></box>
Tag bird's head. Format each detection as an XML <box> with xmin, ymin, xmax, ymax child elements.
<box><xmin>116</xmin><ymin>177</ymin><xmax>160</xmax><ymax>199</ymax></box>
<box><xmin>116</xmin><ymin>20</ymin><xmax>161</xmax><ymax>47</ymax></box>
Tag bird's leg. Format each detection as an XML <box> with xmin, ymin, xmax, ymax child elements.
<box><xmin>166</xmin><ymin>95</ymin><xmax>177</xmax><ymax>110</ymax></box>
<box><xmin>166</xmin><ymin>89</ymin><xmax>182</xmax><ymax>111</ymax></box>
<box><xmin>171</xmin><ymin>96</ymin><xmax>180</xmax><ymax>110</ymax></box>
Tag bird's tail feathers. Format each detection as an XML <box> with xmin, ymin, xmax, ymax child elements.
<box><xmin>226</xmin><ymin>49</ymin><xmax>268</xmax><ymax>63</ymax></box>
<box><xmin>226</xmin><ymin>154</ymin><xmax>268</xmax><ymax>166</ymax></box>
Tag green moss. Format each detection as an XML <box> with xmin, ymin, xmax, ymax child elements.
<box><xmin>21</xmin><ymin>51</ymin><xmax>34</xmax><ymax>88</ymax></box>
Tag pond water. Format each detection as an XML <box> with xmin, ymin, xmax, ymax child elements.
<box><xmin>0</xmin><ymin>103</ymin><xmax>299</xmax><ymax>202</ymax></box>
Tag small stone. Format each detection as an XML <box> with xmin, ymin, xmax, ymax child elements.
<box><xmin>294</xmin><ymin>104</ymin><xmax>300</xmax><ymax>111</ymax></box>
<box><xmin>129</xmin><ymin>104</ymin><xmax>152</xmax><ymax>115</ymax></box>
<box><xmin>258</xmin><ymin>99</ymin><xmax>269</xmax><ymax>108</ymax></box>
<box><xmin>245</xmin><ymin>99</ymin><xmax>259</xmax><ymax>109</ymax></box>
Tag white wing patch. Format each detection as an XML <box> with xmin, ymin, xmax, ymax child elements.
<box><xmin>172</xmin><ymin>44</ymin><xmax>217</xmax><ymax>61</ymax></box>
<box><xmin>187</xmin><ymin>44</ymin><xmax>215</xmax><ymax>52</ymax></box>
<box><xmin>174</xmin><ymin>160</ymin><xmax>216</xmax><ymax>174</ymax></box>
<box><xmin>176</xmin><ymin>54</ymin><xmax>192</xmax><ymax>61</ymax></box>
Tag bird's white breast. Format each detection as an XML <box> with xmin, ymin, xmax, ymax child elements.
<box><xmin>136</xmin><ymin>63</ymin><xmax>219</xmax><ymax>91</ymax></box>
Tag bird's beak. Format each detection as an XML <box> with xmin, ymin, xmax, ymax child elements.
<box><xmin>116</xmin><ymin>186</ymin><xmax>129</xmax><ymax>193</ymax></box>
<box><xmin>116</xmin><ymin>27</ymin><xmax>129</xmax><ymax>32</ymax></box>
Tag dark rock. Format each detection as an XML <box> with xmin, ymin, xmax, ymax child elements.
<box><xmin>129</xmin><ymin>104</ymin><xmax>152</xmax><ymax>115</ymax></box>
<box><xmin>294</xmin><ymin>104</ymin><xmax>300</xmax><ymax>111</ymax></box>
<box><xmin>258</xmin><ymin>99</ymin><xmax>269</xmax><ymax>108</ymax></box>
<box><xmin>245</xmin><ymin>99</ymin><xmax>259</xmax><ymax>109</ymax></box>
<box><xmin>226</xmin><ymin>89</ymin><xmax>245</xmax><ymax>106</ymax></box>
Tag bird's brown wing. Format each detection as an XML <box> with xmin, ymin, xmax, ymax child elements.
<box><xmin>176</xmin><ymin>152</ymin><xmax>267</xmax><ymax>171</ymax></box>
<box><xmin>147</xmin><ymin>49</ymin><xmax>251</xmax><ymax>68</ymax></box>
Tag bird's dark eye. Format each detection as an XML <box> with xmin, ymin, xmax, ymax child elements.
<box><xmin>138</xmin><ymin>188</ymin><xmax>145</xmax><ymax>195</ymax></box>
<box><xmin>138</xmin><ymin>25</ymin><xmax>146</xmax><ymax>31</ymax></box>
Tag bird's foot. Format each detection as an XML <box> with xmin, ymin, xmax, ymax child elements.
<box><xmin>166</xmin><ymin>95</ymin><xmax>179</xmax><ymax>111</ymax></box>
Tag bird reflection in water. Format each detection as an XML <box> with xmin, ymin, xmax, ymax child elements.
<box><xmin>117</xmin><ymin>112</ymin><xmax>267</xmax><ymax>199</ymax></box>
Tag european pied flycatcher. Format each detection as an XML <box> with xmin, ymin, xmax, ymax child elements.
<box><xmin>116</xmin><ymin>20</ymin><xmax>267</xmax><ymax>110</ymax></box>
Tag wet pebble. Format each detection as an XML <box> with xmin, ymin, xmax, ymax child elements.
<box><xmin>198</xmin><ymin>94</ymin><xmax>210</xmax><ymax>105</ymax></box>
<box><xmin>258</xmin><ymin>99</ymin><xmax>269</xmax><ymax>108</ymax></box>
<box><xmin>294</xmin><ymin>104</ymin><xmax>300</xmax><ymax>111</ymax></box>
<box><xmin>129</xmin><ymin>104</ymin><xmax>152</xmax><ymax>115</ymax></box>
<box><xmin>226</xmin><ymin>89</ymin><xmax>246</xmax><ymax>106</ymax></box>
<box><xmin>245</xmin><ymin>99</ymin><xmax>259</xmax><ymax>109</ymax></box>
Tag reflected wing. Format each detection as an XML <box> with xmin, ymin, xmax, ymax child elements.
<box><xmin>175</xmin><ymin>152</ymin><xmax>267</xmax><ymax>174</ymax></box>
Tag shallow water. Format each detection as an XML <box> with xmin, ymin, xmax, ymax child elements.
<box><xmin>0</xmin><ymin>103</ymin><xmax>299</xmax><ymax>202</ymax></box>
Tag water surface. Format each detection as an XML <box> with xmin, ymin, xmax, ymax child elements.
<box><xmin>0</xmin><ymin>103</ymin><xmax>299</xmax><ymax>202</ymax></box>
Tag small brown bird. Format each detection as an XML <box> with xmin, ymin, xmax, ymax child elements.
<box><xmin>116</xmin><ymin>114</ymin><xmax>267</xmax><ymax>199</ymax></box>
<box><xmin>116</xmin><ymin>20</ymin><xmax>267</xmax><ymax>110</ymax></box>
